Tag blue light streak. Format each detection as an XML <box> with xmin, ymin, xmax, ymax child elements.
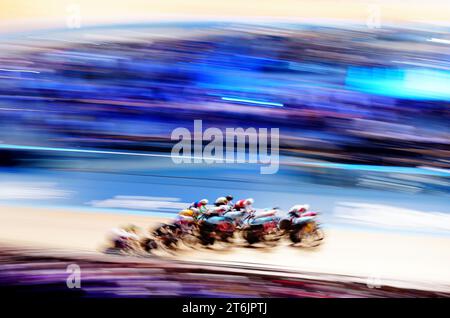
<box><xmin>221</xmin><ymin>97</ymin><xmax>284</xmax><ymax>107</ymax></box>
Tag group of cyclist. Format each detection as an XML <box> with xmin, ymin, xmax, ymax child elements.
<box><xmin>110</xmin><ymin>195</ymin><xmax>312</xmax><ymax>249</ymax></box>
<box><xmin>185</xmin><ymin>196</ymin><xmax>310</xmax><ymax>219</ymax></box>
<box><xmin>186</xmin><ymin>196</ymin><xmax>254</xmax><ymax>217</ymax></box>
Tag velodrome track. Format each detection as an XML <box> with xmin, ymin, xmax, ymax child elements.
<box><xmin>1</xmin><ymin>204</ymin><xmax>449</xmax><ymax>296</ymax></box>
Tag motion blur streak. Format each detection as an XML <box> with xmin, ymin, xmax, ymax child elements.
<box><xmin>2</xmin><ymin>143</ymin><xmax>448</xmax><ymax>176</ymax></box>
<box><xmin>221</xmin><ymin>97</ymin><xmax>284</xmax><ymax>107</ymax></box>
<box><xmin>0</xmin><ymin>1</ymin><xmax>450</xmax><ymax>298</ymax></box>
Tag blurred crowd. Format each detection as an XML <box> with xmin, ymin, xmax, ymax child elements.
<box><xmin>0</xmin><ymin>23</ymin><xmax>449</xmax><ymax>168</ymax></box>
